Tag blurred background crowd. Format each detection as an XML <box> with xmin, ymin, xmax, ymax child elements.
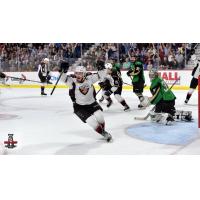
<box><xmin>0</xmin><ymin>43</ymin><xmax>197</xmax><ymax>72</ymax></box>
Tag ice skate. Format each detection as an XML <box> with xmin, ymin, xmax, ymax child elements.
<box><xmin>107</xmin><ymin>99</ymin><xmax>113</xmax><ymax>108</ymax></box>
<box><xmin>102</xmin><ymin>131</ymin><xmax>112</xmax><ymax>142</ymax></box>
<box><xmin>124</xmin><ymin>105</ymin><xmax>130</xmax><ymax>111</ymax></box>
<box><xmin>41</xmin><ymin>92</ymin><xmax>47</xmax><ymax>96</ymax></box>
<box><xmin>184</xmin><ymin>99</ymin><xmax>188</xmax><ymax>104</ymax></box>
<box><xmin>99</xmin><ymin>96</ymin><xmax>104</xmax><ymax>103</ymax></box>
<box><xmin>138</xmin><ymin>103</ymin><xmax>146</xmax><ymax>109</ymax></box>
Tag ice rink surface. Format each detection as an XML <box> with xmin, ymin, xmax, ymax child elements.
<box><xmin>0</xmin><ymin>87</ymin><xmax>199</xmax><ymax>155</ymax></box>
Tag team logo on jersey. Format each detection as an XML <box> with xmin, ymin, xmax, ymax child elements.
<box><xmin>4</xmin><ymin>134</ymin><xmax>18</xmax><ymax>149</ymax></box>
<box><xmin>79</xmin><ymin>83</ymin><xmax>90</xmax><ymax>95</ymax></box>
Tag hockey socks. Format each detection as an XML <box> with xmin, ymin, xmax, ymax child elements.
<box><xmin>185</xmin><ymin>93</ymin><xmax>192</xmax><ymax>103</ymax></box>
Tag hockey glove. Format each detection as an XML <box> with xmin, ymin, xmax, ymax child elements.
<box><xmin>96</xmin><ymin>60</ymin><xmax>105</xmax><ymax>71</ymax></box>
<box><xmin>127</xmin><ymin>69</ymin><xmax>133</xmax><ymax>77</ymax></box>
<box><xmin>59</xmin><ymin>61</ymin><xmax>69</xmax><ymax>73</ymax></box>
<box><xmin>86</xmin><ymin>72</ymin><xmax>93</xmax><ymax>76</ymax></box>
<box><xmin>104</xmin><ymin>90</ymin><xmax>112</xmax><ymax>97</ymax></box>
<box><xmin>98</xmin><ymin>82</ymin><xmax>106</xmax><ymax>88</ymax></box>
<box><xmin>0</xmin><ymin>72</ymin><xmax>6</xmax><ymax>78</ymax></box>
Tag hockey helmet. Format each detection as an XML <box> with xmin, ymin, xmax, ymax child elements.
<box><xmin>43</xmin><ymin>58</ymin><xmax>50</xmax><ymax>63</ymax></box>
<box><xmin>74</xmin><ymin>66</ymin><xmax>86</xmax><ymax>82</ymax></box>
<box><xmin>105</xmin><ymin>63</ymin><xmax>113</xmax><ymax>70</ymax></box>
<box><xmin>149</xmin><ymin>68</ymin><xmax>159</xmax><ymax>80</ymax></box>
<box><xmin>75</xmin><ymin>66</ymin><xmax>86</xmax><ymax>74</ymax></box>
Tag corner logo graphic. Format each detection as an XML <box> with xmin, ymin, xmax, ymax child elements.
<box><xmin>4</xmin><ymin>134</ymin><xmax>18</xmax><ymax>148</ymax></box>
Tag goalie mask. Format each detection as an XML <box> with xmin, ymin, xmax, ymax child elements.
<box><xmin>74</xmin><ymin>66</ymin><xmax>86</xmax><ymax>82</ymax></box>
<box><xmin>149</xmin><ymin>69</ymin><xmax>159</xmax><ymax>81</ymax></box>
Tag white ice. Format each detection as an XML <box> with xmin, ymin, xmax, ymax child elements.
<box><xmin>0</xmin><ymin>87</ymin><xmax>199</xmax><ymax>155</ymax></box>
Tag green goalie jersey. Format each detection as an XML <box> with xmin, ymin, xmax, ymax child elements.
<box><xmin>150</xmin><ymin>77</ymin><xmax>176</xmax><ymax>105</ymax></box>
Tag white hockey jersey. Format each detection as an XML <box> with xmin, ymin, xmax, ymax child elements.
<box><xmin>192</xmin><ymin>61</ymin><xmax>200</xmax><ymax>79</ymax></box>
<box><xmin>38</xmin><ymin>63</ymin><xmax>49</xmax><ymax>76</ymax></box>
<box><xmin>98</xmin><ymin>69</ymin><xmax>115</xmax><ymax>86</ymax></box>
<box><xmin>98</xmin><ymin>69</ymin><xmax>117</xmax><ymax>92</ymax></box>
<box><xmin>61</xmin><ymin>73</ymin><xmax>100</xmax><ymax>105</ymax></box>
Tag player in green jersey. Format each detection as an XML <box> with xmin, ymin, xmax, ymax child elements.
<box><xmin>140</xmin><ymin>69</ymin><xmax>192</xmax><ymax>124</ymax></box>
<box><xmin>148</xmin><ymin>69</ymin><xmax>176</xmax><ymax>116</ymax></box>
<box><xmin>127</xmin><ymin>55</ymin><xmax>145</xmax><ymax>108</ymax></box>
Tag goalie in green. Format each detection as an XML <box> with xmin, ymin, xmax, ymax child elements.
<box><xmin>139</xmin><ymin>69</ymin><xmax>192</xmax><ymax>125</ymax></box>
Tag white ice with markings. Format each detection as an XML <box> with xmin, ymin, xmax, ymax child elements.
<box><xmin>0</xmin><ymin>87</ymin><xmax>199</xmax><ymax>155</ymax></box>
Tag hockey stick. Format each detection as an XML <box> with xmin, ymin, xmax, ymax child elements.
<box><xmin>123</xmin><ymin>81</ymin><xmax>133</xmax><ymax>86</ymax></box>
<box><xmin>96</xmin><ymin>87</ymin><xmax>102</xmax><ymax>95</ymax></box>
<box><xmin>123</xmin><ymin>81</ymin><xmax>147</xmax><ymax>88</ymax></box>
<box><xmin>134</xmin><ymin>77</ymin><xmax>180</xmax><ymax>120</ymax></box>
<box><xmin>50</xmin><ymin>71</ymin><xmax>64</xmax><ymax>95</ymax></box>
<box><xmin>7</xmin><ymin>75</ymin><xmax>42</xmax><ymax>84</ymax></box>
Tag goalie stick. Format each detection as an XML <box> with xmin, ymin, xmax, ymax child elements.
<box><xmin>134</xmin><ymin>77</ymin><xmax>180</xmax><ymax>120</ymax></box>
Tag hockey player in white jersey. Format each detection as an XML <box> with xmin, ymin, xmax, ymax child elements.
<box><xmin>98</xmin><ymin>63</ymin><xmax>130</xmax><ymax>110</ymax></box>
<box><xmin>184</xmin><ymin>53</ymin><xmax>200</xmax><ymax>103</ymax></box>
<box><xmin>38</xmin><ymin>58</ymin><xmax>52</xmax><ymax>95</ymax></box>
<box><xmin>60</xmin><ymin>65</ymin><xmax>112</xmax><ymax>142</ymax></box>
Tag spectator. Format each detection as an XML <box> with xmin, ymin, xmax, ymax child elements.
<box><xmin>0</xmin><ymin>43</ymin><xmax>188</xmax><ymax>72</ymax></box>
<box><xmin>175</xmin><ymin>50</ymin><xmax>184</xmax><ymax>69</ymax></box>
<box><xmin>122</xmin><ymin>57</ymin><xmax>131</xmax><ymax>69</ymax></box>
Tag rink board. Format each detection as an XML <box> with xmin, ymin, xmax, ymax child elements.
<box><xmin>0</xmin><ymin>70</ymin><xmax>196</xmax><ymax>90</ymax></box>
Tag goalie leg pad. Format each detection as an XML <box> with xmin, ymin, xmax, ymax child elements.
<box><xmin>175</xmin><ymin>110</ymin><xmax>193</xmax><ymax>122</ymax></box>
<box><xmin>150</xmin><ymin>112</ymin><xmax>174</xmax><ymax>125</ymax></box>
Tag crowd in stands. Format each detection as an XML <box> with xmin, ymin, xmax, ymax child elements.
<box><xmin>0</xmin><ymin>43</ymin><xmax>197</xmax><ymax>72</ymax></box>
<box><xmin>85</xmin><ymin>43</ymin><xmax>188</xmax><ymax>70</ymax></box>
<box><xmin>0</xmin><ymin>43</ymin><xmax>92</xmax><ymax>71</ymax></box>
